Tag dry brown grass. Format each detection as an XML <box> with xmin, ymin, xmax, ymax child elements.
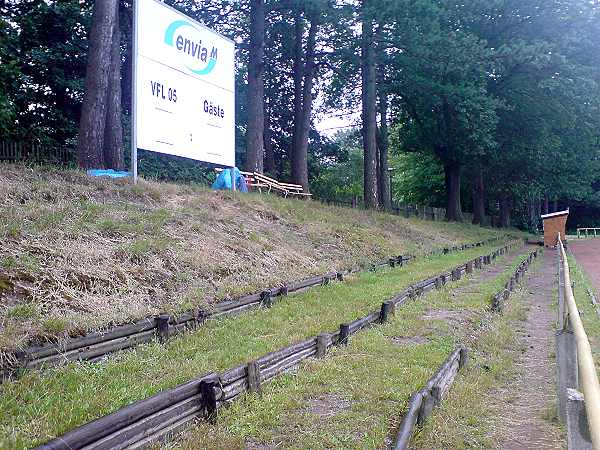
<box><xmin>0</xmin><ymin>164</ymin><xmax>505</xmax><ymax>352</ymax></box>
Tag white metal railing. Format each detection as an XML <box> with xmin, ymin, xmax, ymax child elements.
<box><xmin>577</xmin><ymin>228</ymin><xmax>600</xmax><ymax>239</ymax></box>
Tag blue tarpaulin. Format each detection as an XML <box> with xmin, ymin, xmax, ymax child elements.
<box><xmin>212</xmin><ymin>167</ymin><xmax>248</xmax><ymax>192</ymax></box>
<box><xmin>87</xmin><ymin>169</ymin><xmax>131</xmax><ymax>178</ymax></box>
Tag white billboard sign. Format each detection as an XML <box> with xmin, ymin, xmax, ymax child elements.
<box><xmin>133</xmin><ymin>0</ymin><xmax>235</xmax><ymax>169</ymax></box>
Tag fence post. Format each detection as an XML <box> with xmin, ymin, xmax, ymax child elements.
<box><xmin>155</xmin><ymin>314</ymin><xmax>170</xmax><ymax>343</ymax></box>
<box><xmin>197</xmin><ymin>309</ymin><xmax>208</xmax><ymax>326</ymax></box>
<box><xmin>316</xmin><ymin>333</ymin><xmax>330</xmax><ymax>358</ymax></box>
<box><xmin>466</xmin><ymin>261</ymin><xmax>474</xmax><ymax>274</ymax></box>
<box><xmin>557</xmin><ymin>326</ymin><xmax>579</xmax><ymax>423</ymax></box>
<box><xmin>200</xmin><ymin>373</ymin><xmax>220</xmax><ymax>423</ymax></box>
<box><xmin>380</xmin><ymin>301</ymin><xmax>395</xmax><ymax>323</ymax></box>
<box><xmin>260</xmin><ymin>289</ymin><xmax>273</xmax><ymax>308</ymax></box>
<box><xmin>338</xmin><ymin>323</ymin><xmax>350</xmax><ymax>346</ymax></box>
<box><xmin>417</xmin><ymin>390</ymin><xmax>435</xmax><ymax>425</ymax></box>
<box><xmin>247</xmin><ymin>360</ymin><xmax>261</xmax><ymax>394</ymax></box>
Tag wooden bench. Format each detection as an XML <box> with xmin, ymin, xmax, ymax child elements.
<box><xmin>279</xmin><ymin>181</ymin><xmax>312</xmax><ymax>197</ymax></box>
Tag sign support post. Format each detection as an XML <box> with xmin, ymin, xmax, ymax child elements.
<box><xmin>131</xmin><ymin>0</ymin><xmax>139</xmax><ymax>184</ymax></box>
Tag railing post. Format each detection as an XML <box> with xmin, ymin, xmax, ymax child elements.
<box><xmin>567</xmin><ymin>389</ymin><xmax>593</xmax><ymax>449</ymax></box>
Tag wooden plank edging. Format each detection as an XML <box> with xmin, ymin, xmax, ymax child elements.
<box><xmin>3</xmin><ymin>236</ymin><xmax>514</xmax><ymax>379</ymax></box>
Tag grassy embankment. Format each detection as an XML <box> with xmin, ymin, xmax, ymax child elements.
<box><xmin>0</xmin><ymin>164</ymin><xmax>507</xmax><ymax>353</ymax></box>
<box><xmin>0</xmin><ymin>242</ymin><xmax>517</xmax><ymax>449</ymax></box>
<box><xmin>167</xmin><ymin>248</ymin><xmax>536</xmax><ymax>449</ymax></box>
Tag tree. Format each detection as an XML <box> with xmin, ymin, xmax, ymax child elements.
<box><xmin>295</xmin><ymin>8</ymin><xmax>319</xmax><ymax>192</ymax></box>
<box><xmin>0</xmin><ymin>15</ymin><xmax>19</xmax><ymax>137</ymax></box>
<box><xmin>245</xmin><ymin>0</ymin><xmax>265</xmax><ymax>173</ymax></box>
<box><xmin>77</xmin><ymin>0</ymin><xmax>119</xmax><ymax>169</ymax></box>
<box><xmin>103</xmin><ymin>3</ymin><xmax>124</xmax><ymax>170</ymax></box>
<box><xmin>377</xmin><ymin>63</ymin><xmax>391</xmax><ymax>210</ymax></box>
<box><xmin>361</xmin><ymin>0</ymin><xmax>378</xmax><ymax>209</ymax></box>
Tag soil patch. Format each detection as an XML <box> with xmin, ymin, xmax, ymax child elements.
<box><xmin>389</xmin><ymin>335</ymin><xmax>429</xmax><ymax>346</ymax></box>
<box><xmin>304</xmin><ymin>393</ymin><xmax>354</xmax><ymax>419</ymax></box>
<box><xmin>570</xmin><ymin>239</ymin><xmax>600</xmax><ymax>296</ymax></box>
<box><xmin>422</xmin><ymin>308</ymin><xmax>478</xmax><ymax>327</ymax></box>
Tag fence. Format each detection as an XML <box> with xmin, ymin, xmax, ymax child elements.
<box><xmin>0</xmin><ymin>141</ymin><xmax>72</xmax><ymax>164</ymax></box>
<box><xmin>556</xmin><ymin>235</ymin><xmax>600</xmax><ymax>449</ymax></box>
<box><xmin>392</xmin><ymin>249</ymin><xmax>539</xmax><ymax>449</ymax></box>
<box><xmin>1</xmin><ymin>236</ymin><xmax>512</xmax><ymax>381</ymax></box>
<box><xmin>34</xmin><ymin>242</ymin><xmax>523</xmax><ymax>450</ymax></box>
<box><xmin>577</xmin><ymin>228</ymin><xmax>600</xmax><ymax>239</ymax></box>
<box><xmin>320</xmin><ymin>196</ymin><xmax>493</xmax><ymax>225</ymax></box>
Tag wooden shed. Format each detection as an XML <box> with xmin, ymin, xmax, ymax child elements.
<box><xmin>541</xmin><ymin>209</ymin><xmax>569</xmax><ymax>247</ymax></box>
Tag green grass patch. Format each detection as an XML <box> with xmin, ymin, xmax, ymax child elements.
<box><xmin>41</xmin><ymin>317</ymin><xmax>69</xmax><ymax>334</ymax></box>
<box><xmin>171</xmin><ymin>249</ymin><xmax>534</xmax><ymax>449</ymax></box>
<box><xmin>0</xmin><ymin>244</ymin><xmax>510</xmax><ymax>449</ymax></box>
<box><xmin>6</xmin><ymin>304</ymin><xmax>38</xmax><ymax>320</ymax></box>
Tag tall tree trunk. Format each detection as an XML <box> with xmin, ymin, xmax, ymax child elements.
<box><xmin>264</xmin><ymin>100</ymin><xmax>275</xmax><ymax>174</ymax></box>
<box><xmin>472</xmin><ymin>168</ymin><xmax>485</xmax><ymax>224</ymax></box>
<box><xmin>543</xmin><ymin>193</ymin><xmax>549</xmax><ymax>215</ymax></box>
<box><xmin>103</xmin><ymin>5</ymin><xmax>124</xmax><ymax>170</ymax></box>
<box><xmin>290</xmin><ymin>7</ymin><xmax>304</xmax><ymax>178</ymax></box>
<box><xmin>377</xmin><ymin>82</ymin><xmax>390</xmax><ymax>210</ymax></box>
<box><xmin>245</xmin><ymin>0</ymin><xmax>265</xmax><ymax>173</ymax></box>
<box><xmin>296</xmin><ymin>14</ymin><xmax>319</xmax><ymax>193</ymax></box>
<box><xmin>444</xmin><ymin>161</ymin><xmax>463</xmax><ymax>221</ymax></box>
<box><xmin>77</xmin><ymin>0</ymin><xmax>119</xmax><ymax>169</ymax></box>
<box><xmin>553</xmin><ymin>199</ymin><xmax>558</xmax><ymax>212</ymax></box>
<box><xmin>376</xmin><ymin>144</ymin><xmax>383</xmax><ymax>207</ymax></box>
<box><xmin>499</xmin><ymin>195</ymin><xmax>512</xmax><ymax>228</ymax></box>
<box><xmin>361</xmin><ymin>0</ymin><xmax>378</xmax><ymax>209</ymax></box>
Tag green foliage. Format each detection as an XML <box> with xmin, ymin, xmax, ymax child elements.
<box><xmin>1</xmin><ymin>1</ymin><xmax>91</xmax><ymax>144</ymax></box>
<box><xmin>310</xmin><ymin>130</ymin><xmax>363</xmax><ymax>202</ymax></box>
<box><xmin>2</xmin><ymin>0</ymin><xmax>600</xmax><ymax>226</ymax></box>
<box><xmin>391</xmin><ymin>152</ymin><xmax>445</xmax><ymax>206</ymax></box>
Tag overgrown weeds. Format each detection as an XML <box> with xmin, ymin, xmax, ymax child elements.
<box><xmin>0</xmin><ymin>164</ymin><xmax>513</xmax><ymax>352</ymax></box>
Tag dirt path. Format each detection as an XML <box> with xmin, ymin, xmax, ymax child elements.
<box><xmin>570</xmin><ymin>239</ymin><xmax>600</xmax><ymax>295</ymax></box>
<box><xmin>496</xmin><ymin>248</ymin><xmax>563</xmax><ymax>449</ymax></box>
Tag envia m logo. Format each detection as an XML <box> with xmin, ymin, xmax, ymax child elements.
<box><xmin>164</xmin><ymin>20</ymin><xmax>217</xmax><ymax>75</ymax></box>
